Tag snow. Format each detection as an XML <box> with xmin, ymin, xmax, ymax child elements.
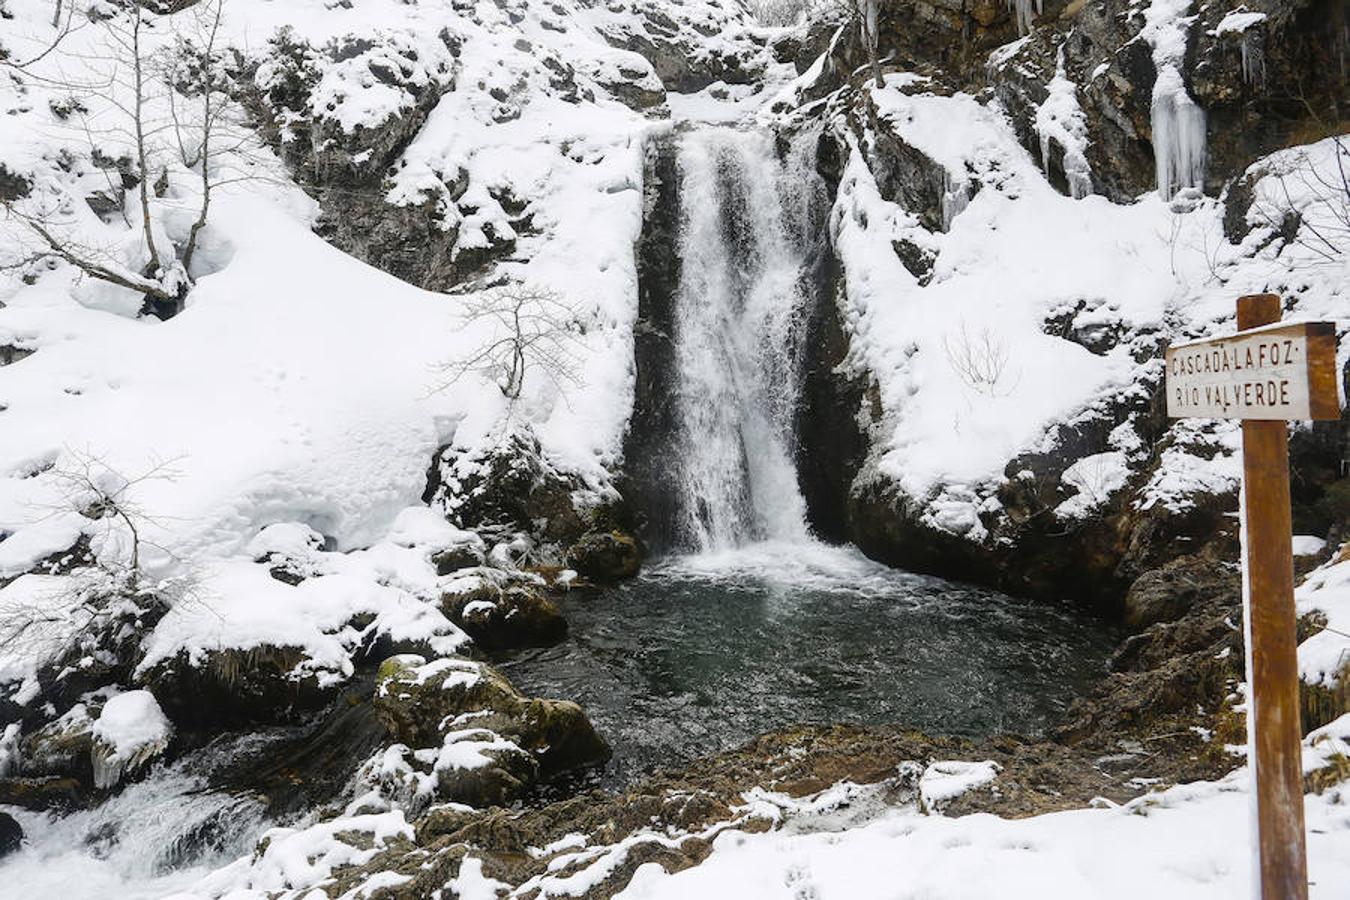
<box><xmin>1215</xmin><ymin>11</ymin><xmax>1267</xmax><ymax>35</ymax></box>
<box><xmin>1294</xmin><ymin>535</ymin><xmax>1328</xmax><ymax>557</ymax></box>
<box><xmin>917</xmin><ymin>759</ymin><xmax>1000</xmax><ymax>812</ymax></box>
<box><xmin>0</xmin><ymin>0</ymin><xmax>1347</xmax><ymax>896</ymax></box>
<box><xmin>0</xmin><ymin>0</ymin><xmax>683</xmax><ymax>681</ymax></box>
<box><xmin>182</xmin><ymin>809</ymin><xmax>413</xmax><ymax>898</ymax></box>
<box><xmin>89</xmin><ymin>689</ymin><xmax>173</xmax><ymax>789</ymax></box>
<box><xmin>616</xmin><ymin>720</ymin><xmax>1350</xmax><ymax>900</ymax></box>
<box><xmin>1055</xmin><ymin>451</ymin><xmax>1130</xmax><ymax>520</ymax></box>
<box><xmin>1296</xmin><ymin>549</ymin><xmax>1350</xmax><ymax>689</ymax></box>
<box><xmin>825</xmin><ymin>76</ymin><xmax>1179</xmax><ymax>528</ymax></box>
<box><xmin>816</xmin><ymin>73</ymin><xmax>1345</xmax><ymax>537</ymax></box>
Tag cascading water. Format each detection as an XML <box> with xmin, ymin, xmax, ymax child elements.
<box><xmin>666</xmin><ymin>128</ymin><xmax>828</xmax><ymax>552</ymax></box>
<box><xmin>0</xmin><ymin>736</ymin><xmax>267</xmax><ymax>899</ymax></box>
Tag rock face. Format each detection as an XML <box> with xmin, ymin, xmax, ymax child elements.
<box><xmin>595</xmin><ymin>1</ymin><xmax>769</xmax><ymax>93</ymax></box>
<box><xmin>236</xmin><ymin>27</ymin><xmax>523</xmax><ymax>290</ymax></box>
<box><xmin>621</xmin><ymin>132</ymin><xmax>685</xmax><ymax>551</ymax></box>
<box><xmin>838</xmin><ymin>0</ymin><xmax>1350</xmax><ymax>202</ymax></box>
<box><xmin>784</xmin><ymin>0</ymin><xmax>1348</xmax><ymax>615</ymax></box>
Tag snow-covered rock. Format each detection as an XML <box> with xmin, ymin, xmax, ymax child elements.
<box><xmin>88</xmin><ymin>690</ymin><xmax>172</xmax><ymax>789</ymax></box>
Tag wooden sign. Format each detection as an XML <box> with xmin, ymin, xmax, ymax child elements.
<box><xmin>1166</xmin><ymin>321</ymin><xmax>1339</xmax><ymax>421</ymax></box>
<box><xmin>1167</xmin><ymin>295</ymin><xmax>1342</xmax><ymax>900</ymax></box>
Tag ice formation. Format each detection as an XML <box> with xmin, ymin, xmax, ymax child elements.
<box><xmin>941</xmin><ymin>172</ymin><xmax>971</xmax><ymax>229</ymax></box>
<box><xmin>1005</xmin><ymin>0</ymin><xmax>1043</xmax><ymax>35</ymax></box>
<box><xmin>89</xmin><ymin>690</ymin><xmax>174</xmax><ymax>789</ymax></box>
<box><xmin>1143</xmin><ymin>0</ymin><xmax>1208</xmax><ymax>199</ymax></box>
<box><xmin>1034</xmin><ymin>49</ymin><xmax>1094</xmax><ymax>199</ymax></box>
<box><xmin>1217</xmin><ymin>11</ymin><xmax>1268</xmax><ymax>87</ymax></box>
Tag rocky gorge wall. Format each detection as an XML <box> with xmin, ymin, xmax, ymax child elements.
<box><xmin>782</xmin><ymin>0</ymin><xmax>1350</xmax><ymax>618</ymax></box>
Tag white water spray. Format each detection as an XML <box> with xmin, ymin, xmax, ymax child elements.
<box><xmin>668</xmin><ymin>129</ymin><xmax>825</xmax><ymax>552</ymax></box>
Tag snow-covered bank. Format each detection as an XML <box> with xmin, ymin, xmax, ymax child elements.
<box><xmin>619</xmin><ymin>719</ymin><xmax>1350</xmax><ymax>899</ymax></box>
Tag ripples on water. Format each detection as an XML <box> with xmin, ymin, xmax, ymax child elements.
<box><xmin>495</xmin><ymin>542</ymin><xmax>1120</xmax><ymax>787</ymax></box>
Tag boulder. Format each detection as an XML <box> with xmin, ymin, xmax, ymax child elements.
<box><xmin>439</xmin><ymin>581</ymin><xmax>567</xmax><ymax>650</ymax></box>
<box><xmin>0</xmin><ymin>812</ymin><xmax>21</xmax><ymax>858</ymax></box>
<box><xmin>424</xmin><ymin>430</ymin><xmax>587</xmax><ymax>546</ymax></box>
<box><xmin>1122</xmin><ymin>556</ymin><xmax>1238</xmax><ymax>630</ymax></box>
<box><xmin>20</xmin><ymin>703</ymin><xmax>96</xmax><ymax>782</ymax></box>
<box><xmin>566</xmin><ymin>531</ymin><xmax>641</xmax><ymax>582</ymax></box>
<box><xmin>432</xmin><ymin>543</ymin><xmax>485</xmax><ymax>575</ymax></box>
<box><xmin>368</xmin><ymin>655</ymin><xmax>608</xmax><ymax>808</ymax></box>
<box><xmin>141</xmin><ymin>645</ymin><xmax>342</xmax><ymax>729</ymax></box>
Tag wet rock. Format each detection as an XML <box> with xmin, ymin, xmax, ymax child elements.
<box><xmin>0</xmin><ymin>811</ymin><xmax>20</xmax><ymax>857</ymax></box>
<box><xmin>1122</xmin><ymin>555</ymin><xmax>1237</xmax><ymax>630</ymax></box>
<box><xmin>432</xmin><ymin>543</ymin><xmax>485</xmax><ymax>575</ymax></box>
<box><xmin>621</xmin><ymin>131</ymin><xmax>686</xmax><ymax>551</ymax></box>
<box><xmin>796</xmin><ymin>253</ymin><xmax>866</xmax><ymax>544</ymax></box>
<box><xmin>0</xmin><ymin>775</ymin><xmax>88</xmax><ymax>812</ymax></box>
<box><xmin>438</xmin><ymin>580</ymin><xmax>567</xmax><ymax>649</ymax></box>
<box><xmin>424</xmin><ymin>428</ymin><xmax>630</xmax><ymax>563</ymax></box>
<box><xmin>425</xmin><ymin>431</ymin><xmax>584</xmax><ymax>544</ymax></box>
<box><xmin>20</xmin><ymin>703</ymin><xmax>96</xmax><ymax>782</ymax></box>
<box><xmin>367</xmin><ymin>655</ymin><xmax>608</xmax><ymax>809</ymax></box>
<box><xmin>142</xmin><ymin>645</ymin><xmax>342</xmax><ymax>729</ymax></box>
<box><xmin>566</xmin><ymin>531</ymin><xmax>640</xmax><ymax>582</ymax></box>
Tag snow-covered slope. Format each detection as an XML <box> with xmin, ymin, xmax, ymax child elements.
<box><xmin>0</xmin><ymin>0</ymin><xmax>780</xmax><ymax>683</ymax></box>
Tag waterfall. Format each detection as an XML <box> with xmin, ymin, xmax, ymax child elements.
<box><xmin>666</xmin><ymin>128</ymin><xmax>826</xmax><ymax>553</ymax></box>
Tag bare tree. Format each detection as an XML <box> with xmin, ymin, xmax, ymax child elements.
<box><xmin>1</xmin><ymin>0</ymin><xmax>256</xmax><ymax>318</ymax></box>
<box><xmin>1247</xmin><ymin>136</ymin><xmax>1350</xmax><ymax>266</ymax></box>
<box><xmin>0</xmin><ymin>451</ymin><xmax>195</xmax><ymax>670</ymax></box>
<box><xmin>437</xmin><ymin>284</ymin><xmax>585</xmax><ymax>402</ymax></box>
<box><xmin>749</xmin><ymin>0</ymin><xmax>812</xmax><ymax>26</ymax></box>
<box><xmin>943</xmin><ymin>320</ymin><xmax>1020</xmax><ymax>398</ymax></box>
<box><xmin>0</xmin><ymin>0</ymin><xmax>86</xmax><ymax>71</ymax></box>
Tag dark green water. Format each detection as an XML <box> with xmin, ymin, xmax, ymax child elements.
<box><xmin>493</xmin><ymin>543</ymin><xmax>1119</xmax><ymax>786</ymax></box>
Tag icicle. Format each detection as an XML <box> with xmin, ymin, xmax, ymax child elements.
<box><xmin>1216</xmin><ymin>11</ymin><xmax>1268</xmax><ymax>88</ymax></box>
<box><xmin>1142</xmin><ymin>0</ymin><xmax>1207</xmax><ymax>199</ymax></box>
<box><xmin>1151</xmin><ymin>64</ymin><xmax>1207</xmax><ymax>200</ymax></box>
<box><xmin>1005</xmin><ymin>0</ymin><xmax>1043</xmax><ymax>36</ymax></box>
<box><xmin>1239</xmin><ymin>31</ymin><xmax>1266</xmax><ymax>88</ymax></box>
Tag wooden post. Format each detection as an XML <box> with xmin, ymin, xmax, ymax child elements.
<box><xmin>1237</xmin><ymin>293</ymin><xmax>1309</xmax><ymax>900</ymax></box>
